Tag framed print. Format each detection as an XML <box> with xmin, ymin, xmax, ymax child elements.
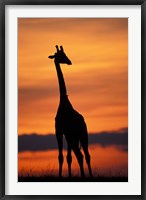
<box><xmin>0</xmin><ymin>0</ymin><xmax>146</xmax><ymax>199</ymax></box>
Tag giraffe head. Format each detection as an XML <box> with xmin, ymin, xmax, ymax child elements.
<box><xmin>48</xmin><ymin>45</ymin><xmax>72</xmax><ymax>65</ymax></box>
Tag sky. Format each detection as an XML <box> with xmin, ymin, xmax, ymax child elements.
<box><xmin>18</xmin><ymin>18</ymin><xmax>128</xmax><ymax>135</ymax></box>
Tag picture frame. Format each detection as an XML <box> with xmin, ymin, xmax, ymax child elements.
<box><xmin>0</xmin><ymin>0</ymin><xmax>146</xmax><ymax>199</ymax></box>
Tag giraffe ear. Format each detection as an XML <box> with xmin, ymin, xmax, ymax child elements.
<box><xmin>60</xmin><ymin>46</ymin><xmax>64</xmax><ymax>52</ymax></box>
<box><xmin>48</xmin><ymin>55</ymin><xmax>55</xmax><ymax>59</ymax></box>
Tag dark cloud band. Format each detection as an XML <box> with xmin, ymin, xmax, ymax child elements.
<box><xmin>18</xmin><ymin>128</ymin><xmax>128</xmax><ymax>152</ymax></box>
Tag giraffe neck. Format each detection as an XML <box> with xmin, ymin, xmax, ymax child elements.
<box><xmin>55</xmin><ymin>61</ymin><xmax>67</xmax><ymax>101</ymax></box>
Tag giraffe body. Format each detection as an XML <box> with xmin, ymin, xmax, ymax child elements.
<box><xmin>55</xmin><ymin>97</ymin><xmax>88</xmax><ymax>148</ymax></box>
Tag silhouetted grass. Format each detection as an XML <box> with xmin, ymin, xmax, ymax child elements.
<box><xmin>18</xmin><ymin>175</ymin><xmax>128</xmax><ymax>182</ymax></box>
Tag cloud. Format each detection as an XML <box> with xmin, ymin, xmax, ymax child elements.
<box><xmin>19</xmin><ymin>18</ymin><xmax>127</xmax><ymax>38</ymax></box>
<box><xmin>88</xmin><ymin>128</ymin><xmax>128</xmax><ymax>148</ymax></box>
<box><xmin>18</xmin><ymin>127</ymin><xmax>128</xmax><ymax>152</ymax></box>
<box><xmin>18</xmin><ymin>84</ymin><xmax>58</xmax><ymax>104</ymax></box>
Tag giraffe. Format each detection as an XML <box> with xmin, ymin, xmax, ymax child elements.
<box><xmin>48</xmin><ymin>45</ymin><xmax>92</xmax><ymax>178</ymax></box>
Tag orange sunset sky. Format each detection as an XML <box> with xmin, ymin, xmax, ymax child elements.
<box><xmin>18</xmin><ymin>18</ymin><xmax>128</xmax><ymax>135</ymax></box>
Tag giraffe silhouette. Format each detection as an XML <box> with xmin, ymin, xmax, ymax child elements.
<box><xmin>48</xmin><ymin>45</ymin><xmax>92</xmax><ymax>178</ymax></box>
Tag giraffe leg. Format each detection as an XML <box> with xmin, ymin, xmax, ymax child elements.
<box><xmin>56</xmin><ymin>133</ymin><xmax>63</xmax><ymax>178</ymax></box>
<box><xmin>66</xmin><ymin>144</ymin><xmax>72</xmax><ymax>178</ymax></box>
<box><xmin>80</xmin><ymin>131</ymin><xmax>93</xmax><ymax>177</ymax></box>
<box><xmin>73</xmin><ymin>147</ymin><xmax>85</xmax><ymax>178</ymax></box>
<box><xmin>83</xmin><ymin>147</ymin><xmax>93</xmax><ymax>177</ymax></box>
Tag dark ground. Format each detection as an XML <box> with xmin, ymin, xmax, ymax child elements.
<box><xmin>18</xmin><ymin>175</ymin><xmax>128</xmax><ymax>182</ymax></box>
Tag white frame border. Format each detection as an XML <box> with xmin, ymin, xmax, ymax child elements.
<box><xmin>5</xmin><ymin>5</ymin><xmax>141</xmax><ymax>195</ymax></box>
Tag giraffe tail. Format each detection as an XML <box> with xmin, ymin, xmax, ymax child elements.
<box><xmin>79</xmin><ymin>142</ymin><xmax>82</xmax><ymax>150</ymax></box>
